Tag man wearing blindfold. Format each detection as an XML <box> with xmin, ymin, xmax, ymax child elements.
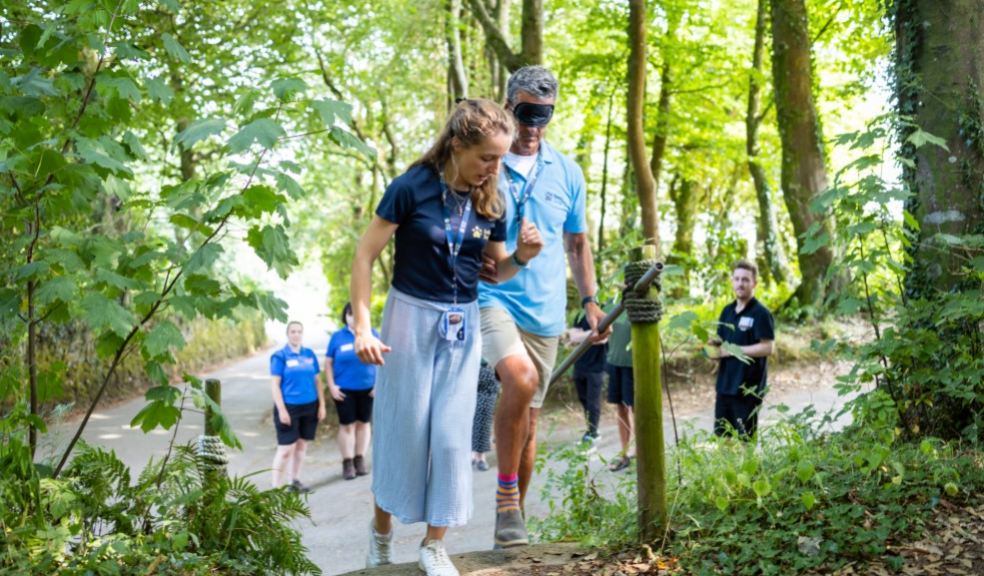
<box><xmin>478</xmin><ymin>65</ymin><xmax>610</xmax><ymax>549</ymax></box>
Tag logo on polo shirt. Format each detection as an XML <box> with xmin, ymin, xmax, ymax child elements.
<box><xmin>472</xmin><ymin>226</ymin><xmax>491</xmax><ymax>240</ymax></box>
<box><xmin>738</xmin><ymin>316</ymin><xmax>754</xmax><ymax>331</ymax></box>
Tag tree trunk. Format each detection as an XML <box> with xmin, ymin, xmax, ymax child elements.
<box><xmin>747</xmin><ymin>0</ymin><xmax>788</xmax><ymax>285</ymax></box>
<box><xmin>895</xmin><ymin>0</ymin><xmax>984</xmax><ymax>295</ymax></box>
<box><xmin>446</xmin><ymin>0</ymin><xmax>469</xmax><ymax>106</ymax></box>
<box><xmin>649</xmin><ymin>61</ymin><xmax>672</xmax><ymax>193</ymax></box>
<box><xmin>519</xmin><ymin>0</ymin><xmax>543</xmax><ymax>67</ymax></box>
<box><xmin>627</xmin><ymin>0</ymin><xmax>661</xmax><ymax>250</ymax></box>
<box><xmin>770</xmin><ymin>0</ymin><xmax>834</xmax><ymax>307</ymax></box>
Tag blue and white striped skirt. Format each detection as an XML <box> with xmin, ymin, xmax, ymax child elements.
<box><xmin>371</xmin><ymin>288</ymin><xmax>481</xmax><ymax>528</ymax></box>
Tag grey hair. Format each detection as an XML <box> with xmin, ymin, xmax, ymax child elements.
<box><xmin>506</xmin><ymin>66</ymin><xmax>558</xmax><ymax>105</ymax></box>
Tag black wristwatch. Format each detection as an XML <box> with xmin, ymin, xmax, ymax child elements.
<box><xmin>581</xmin><ymin>295</ymin><xmax>600</xmax><ymax>308</ymax></box>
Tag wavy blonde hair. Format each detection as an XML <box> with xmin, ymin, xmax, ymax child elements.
<box><xmin>412</xmin><ymin>98</ymin><xmax>514</xmax><ymax>220</ymax></box>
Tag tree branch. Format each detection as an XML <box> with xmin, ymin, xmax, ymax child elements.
<box><xmin>466</xmin><ymin>0</ymin><xmax>521</xmax><ymax>71</ymax></box>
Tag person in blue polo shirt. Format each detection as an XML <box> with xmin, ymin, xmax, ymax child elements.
<box><xmin>711</xmin><ymin>260</ymin><xmax>775</xmax><ymax>439</ymax></box>
<box><xmin>326</xmin><ymin>302</ymin><xmax>379</xmax><ymax>481</ymax></box>
<box><xmin>270</xmin><ymin>320</ymin><xmax>325</xmax><ymax>493</ymax></box>
<box><xmin>478</xmin><ymin>65</ymin><xmax>610</xmax><ymax>549</ymax></box>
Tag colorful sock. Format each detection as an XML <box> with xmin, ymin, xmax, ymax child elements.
<box><xmin>496</xmin><ymin>473</ymin><xmax>520</xmax><ymax>513</ymax></box>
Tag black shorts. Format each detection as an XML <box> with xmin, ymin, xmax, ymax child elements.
<box><xmin>334</xmin><ymin>389</ymin><xmax>373</xmax><ymax>425</ymax></box>
<box><xmin>607</xmin><ymin>365</ymin><xmax>635</xmax><ymax>406</ymax></box>
<box><xmin>274</xmin><ymin>401</ymin><xmax>319</xmax><ymax>445</ymax></box>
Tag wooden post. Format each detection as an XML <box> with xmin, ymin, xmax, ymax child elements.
<box><xmin>204</xmin><ymin>378</ymin><xmax>221</xmax><ymax>436</ymax></box>
<box><xmin>631</xmin><ymin>245</ymin><xmax>667</xmax><ymax>542</ymax></box>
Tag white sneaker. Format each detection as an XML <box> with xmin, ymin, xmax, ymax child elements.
<box><xmin>418</xmin><ymin>539</ymin><xmax>460</xmax><ymax>576</ymax></box>
<box><xmin>365</xmin><ymin>519</ymin><xmax>392</xmax><ymax>568</ymax></box>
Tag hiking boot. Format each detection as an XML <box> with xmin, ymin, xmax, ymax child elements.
<box><xmin>353</xmin><ymin>454</ymin><xmax>369</xmax><ymax>476</ymax></box>
<box><xmin>475</xmin><ymin>459</ymin><xmax>489</xmax><ymax>472</ymax></box>
<box><xmin>493</xmin><ymin>508</ymin><xmax>529</xmax><ymax>549</ymax></box>
<box><xmin>418</xmin><ymin>539</ymin><xmax>459</xmax><ymax>576</ymax></box>
<box><xmin>365</xmin><ymin>519</ymin><xmax>392</xmax><ymax>568</ymax></box>
<box><xmin>289</xmin><ymin>479</ymin><xmax>312</xmax><ymax>494</ymax></box>
<box><xmin>343</xmin><ymin>458</ymin><xmax>356</xmax><ymax>480</ymax></box>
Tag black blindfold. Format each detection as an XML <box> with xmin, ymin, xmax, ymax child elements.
<box><xmin>512</xmin><ymin>102</ymin><xmax>554</xmax><ymax>127</ymax></box>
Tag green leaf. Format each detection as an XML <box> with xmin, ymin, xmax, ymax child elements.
<box><xmin>175</xmin><ymin>118</ymin><xmax>226</xmax><ymax>149</ymax></box>
<box><xmin>81</xmin><ymin>293</ymin><xmax>136</xmax><ymax>337</ymax></box>
<box><xmin>144</xmin><ymin>320</ymin><xmax>185</xmax><ymax>357</ymax></box>
<box><xmin>227</xmin><ymin>118</ymin><xmax>285</xmax><ymax>153</ymax></box>
<box><xmin>12</xmin><ymin>68</ymin><xmax>59</xmax><ymax>97</ymax></box>
<box><xmin>906</xmin><ymin>128</ymin><xmax>949</xmax><ymax>151</ymax></box>
<box><xmin>240</xmin><ymin>184</ymin><xmax>285</xmax><ymax>218</ymax></box>
<box><xmin>184</xmin><ymin>274</ymin><xmax>221</xmax><ymax>295</ymax></box>
<box><xmin>36</xmin><ymin>276</ymin><xmax>76</xmax><ymax>306</ymax></box>
<box><xmin>274</xmin><ymin>171</ymin><xmax>305</xmax><ymax>199</ymax></box>
<box><xmin>122</xmin><ymin>131</ymin><xmax>147</xmax><ymax>160</ymax></box>
<box><xmin>185</xmin><ymin>243</ymin><xmax>224</xmax><ymax>274</ymax></box>
<box><xmin>800</xmin><ymin>232</ymin><xmax>830</xmax><ymax>256</ymax></box>
<box><xmin>75</xmin><ymin>137</ymin><xmax>132</xmax><ymax>176</ymax></box>
<box><xmin>247</xmin><ymin>224</ymin><xmax>297</xmax><ymax>278</ymax></box>
<box><xmin>796</xmin><ymin>461</ymin><xmax>815</xmax><ymax>483</ymax></box>
<box><xmin>329</xmin><ymin>126</ymin><xmax>375</xmax><ymax>159</ymax></box>
<box><xmin>0</xmin><ymin>289</ymin><xmax>20</xmax><ymax>320</ymax></box>
<box><xmin>99</xmin><ymin>76</ymin><xmax>141</xmax><ymax>102</ymax></box>
<box><xmin>161</xmin><ymin>33</ymin><xmax>190</xmax><ymax>63</ymax></box>
<box><xmin>312</xmin><ymin>98</ymin><xmax>353</xmax><ymax>126</ymax></box>
<box><xmin>113</xmin><ymin>41</ymin><xmax>150</xmax><ymax>61</ymax></box>
<box><xmin>252</xmin><ymin>290</ymin><xmax>288</xmax><ymax>322</ymax></box>
<box><xmin>130</xmin><ymin>401</ymin><xmax>181</xmax><ymax>432</ymax></box>
<box><xmin>666</xmin><ymin>311</ymin><xmax>698</xmax><ymax>332</ymax></box>
<box><xmin>801</xmin><ymin>490</ymin><xmax>816</xmax><ymax>510</ymax></box>
<box><xmin>144</xmin><ymin>76</ymin><xmax>174</xmax><ymax>105</ymax></box>
<box><xmin>271</xmin><ymin>77</ymin><xmax>307</xmax><ymax>101</ymax></box>
<box><xmin>751</xmin><ymin>478</ymin><xmax>771</xmax><ymax>498</ymax></box>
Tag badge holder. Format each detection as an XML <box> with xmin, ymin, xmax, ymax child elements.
<box><xmin>440</xmin><ymin>307</ymin><xmax>467</xmax><ymax>343</ymax></box>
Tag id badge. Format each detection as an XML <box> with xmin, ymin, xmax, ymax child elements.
<box><xmin>441</xmin><ymin>306</ymin><xmax>467</xmax><ymax>342</ymax></box>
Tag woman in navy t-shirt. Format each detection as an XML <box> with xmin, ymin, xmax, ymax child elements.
<box><xmin>351</xmin><ymin>99</ymin><xmax>543</xmax><ymax>575</ymax></box>
<box><xmin>325</xmin><ymin>302</ymin><xmax>379</xmax><ymax>480</ymax></box>
<box><xmin>270</xmin><ymin>320</ymin><xmax>324</xmax><ymax>493</ymax></box>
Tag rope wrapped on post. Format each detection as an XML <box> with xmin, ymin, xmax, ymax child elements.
<box><xmin>196</xmin><ymin>434</ymin><xmax>229</xmax><ymax>475</ymax></box>
<box><xmin>623</xmin><ymin>259</ymin><xmax>663</xmax><ymax>324</ymax></box>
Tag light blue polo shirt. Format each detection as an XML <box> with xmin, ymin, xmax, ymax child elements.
<box><xmin>478</xmin><ymin>140</ymin><xmax>587</xmax><ymax>336</ymax></box>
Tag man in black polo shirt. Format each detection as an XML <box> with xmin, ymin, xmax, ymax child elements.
<box><xmin>711</xmin><ymin>260</ymin><xmax>775</xmax><ymax>438</ymax></box>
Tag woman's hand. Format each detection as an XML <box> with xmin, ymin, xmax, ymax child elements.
<box><xmin>277</xmin><ymin>406</ymin><xmax>291</xmax><ymax>427</ymax></box>
<box><xmin>329</xmin><ymin>384</ymin><xmax>346</xmax><ymax>403</ymax></box>
<box><xmin>515</xmin><ymin>218</ymin><xmax>543</xmax><ymax>264</ymax></box>
<box><xmin>317</xmin><ymin>401</ymin><xmax>327</xmax><ymax>422</ymax></box>
<box><xmin>355</xmin><ymin>332</ymin><xmax>392</xmax><ymax>365</ymax></box>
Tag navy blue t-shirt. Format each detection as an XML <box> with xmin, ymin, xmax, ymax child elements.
<box><xmin>376</xmin><ymin>164</ymin><xmax>506</xmax><ymax>303</ymax></box>
<box><xmin>715</xmin><ymin>298</ymin><xmax>775</xmax><ymax>396</ymax></box>
<box><xmin>270</xmin><ymin>345</ymin><xmax>320</xmax><ymax>405</ymax></box>
<box><xmin>573</xmin><ymin>314</ymin><xmax>607</xmax><ymax>376</ymax></box>
<box><xmin>327</xmin><ymin>327</ymin><xmax>379</xmax><ymax>392</ymax></box>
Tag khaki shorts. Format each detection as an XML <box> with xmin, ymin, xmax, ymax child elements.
<box><xmin>480</xmin><ymin>307</ymin><xmax>560</xmax><ymax>409</ymax></box>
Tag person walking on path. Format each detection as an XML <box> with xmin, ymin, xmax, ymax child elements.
<box><xmin>478</xmin><ymin>66</ymin><xmax>610</xmax><ymax>549</ymax></box>
<box><xmin>605</xmin><ymin>309</ymin><xmax>634</xmax><ymax>472</ymax></box>
<box><xmin>350</xmin><ymin>99</ymin><xmax>543</xmax><ymax>576</ymax></box>
<box><xmin>564</xmin><ymin>311</ymin><xmax>608</xmax><ymax>446</ymax></box>
<box><xmin>471</xmin><ymin>360</ymin><xmax>499</xmax><ymax>471</ymax></box>
<box><xmin>270</xmin><ymin>321</ymin><xmax>325</xmax><ymax>493</ymax></box>
<box><xmin>710</xmin><ymin>260</ymin><xmax>775</xmax><ymax>439</ymax></box>
<box><xmin>325</xmin><ymin>302</ymin><xmax>379</xmax><ymax>481</ymax></box>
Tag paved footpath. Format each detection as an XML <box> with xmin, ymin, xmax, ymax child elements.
<box><xmin>46</xmin><ymin>344</ymin><xmax>859</xmax><ymax>576</ymax></box>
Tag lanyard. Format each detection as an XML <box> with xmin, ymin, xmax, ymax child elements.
<box><xmin>439</xmin><ymin>175</ymin><xmax>473</xmax><ymax>305</ymax></box>
<box><xmin>504</xmin><ymin>149</ymin><xmax>544</xmax><ymax>221</ymax></box>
